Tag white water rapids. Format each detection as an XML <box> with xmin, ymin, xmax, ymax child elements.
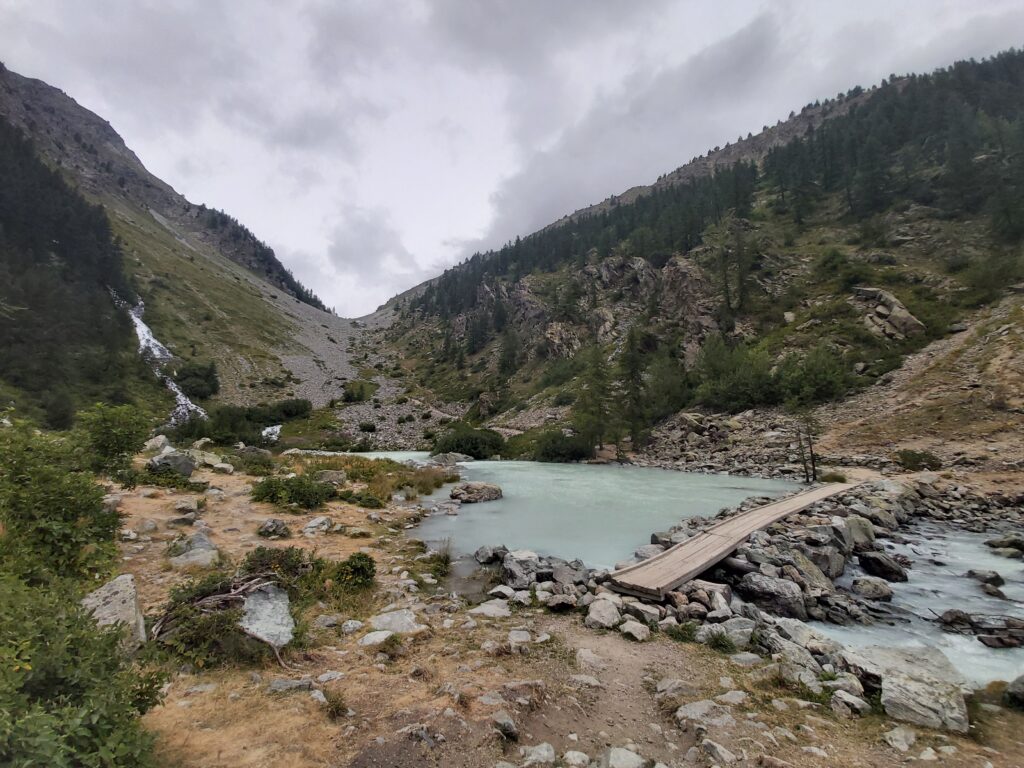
<box><xmin>116</xmin><ymin>296</ymin><xmax>207</xmax><ymax>426</ymax></box>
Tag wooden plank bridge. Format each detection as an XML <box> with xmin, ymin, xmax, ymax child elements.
<box><xmin>609</xmin><ymin>483</ymin><xmax>857</xmax><ymax>600</ymax></box>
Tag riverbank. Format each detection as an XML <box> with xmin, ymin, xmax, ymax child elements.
<box><xmin>95</xmin><ymin>438</ymin><xmax>1024</xmax><ymax>767</ymax></box>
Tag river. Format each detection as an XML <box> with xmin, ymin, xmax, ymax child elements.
<box><xmin>365</xmin><ymin>451</ymin><xmax>1023</xmax><ymax>686</ymax></box>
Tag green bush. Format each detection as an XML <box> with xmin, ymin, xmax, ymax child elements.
<box><xmin>341</xmin><ymin>380</ymin><xmax>377</xmax><ymax>402</ymax></box>
<box><xmin>0</xmin><ymin>574</ymin><xmax>164</xmax><ymax>767</ymax></box>
<box><xmin>251</xmin><ymin>476</ymin><xmax>335</xmax><ymax>509</ymax></box>
<box><xmin>173</xmin><ymin>360</ymin><xmax>220</xmax><ymax>399</ymax></box>
<box><xmin>336</xmin><ymin>489</ymin><xmax>385</xmax><ymax>508</ymax></box>
<box><xmin>532</xmin><ymin>430</ymin><xmax>592</xmax><ymax>462</ymax></box>
<box><xmin>694</xmin><ymin>336</ymin><xmax>779</xmax><ymax>412</ymax></box>
<box><xmin>334</xmin><ymin>552</ymin><xmax>376</xmax><ymax>590</ymax></box>
<box><xmin>551</xmin><ymin>391</ymin><xmax>575</xmax><ymax>406</ymax></box>
<box><xmin>358</xmin><ymin>422</ymin><xmax>377</xmax><ymax>433</ymax></box>
<box><xmin>431</xmin><ymin>422</ymin><xmax>505</xmax><ymax>459</ymax></box>
<box><xmin>170</xmin><ymin>399</ymin><xmax>311</xmax><ymax>445</ymax></box>
<box><xmin>665</xmin><ymin>622</ymin><xmax>698</xmax><ymax>643</ymax></box>
<box><xmin>223</xmin><ymin>448</ymin><xmax>275</xmax><ymax>476</ymax></box>
<box><xmin>894</xmin><ymin>449</ymin><xmax>942</xmax><ymax>471</ymax></box>
<box><xmin>76</xmin><ymin>403</ymin><xmax>151</xmax><ymax>474</ymax></box>
<box><xmin>777</xmin><ymin>344</ymin><xmax>851</xmax><ymax>407</ymax></box>
<box><xmin>0</xmin><ymin>426</ymin><xmax>120</xmax><ymax>584</ymax></box>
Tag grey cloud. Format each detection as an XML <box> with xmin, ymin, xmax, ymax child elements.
<box><xmin>465</xmin><ymin>13</ymin><xmax>786</xmax><ymax>254</ymax></box>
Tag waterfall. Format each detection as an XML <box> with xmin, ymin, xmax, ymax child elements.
<box><xmin>114</xmin><ymin>294</ymin><xmax>207</xmax><ymax>426</ymax></box>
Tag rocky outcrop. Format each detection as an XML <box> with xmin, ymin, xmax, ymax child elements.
<box><xmin>450</xmin><ymin>482</ymin><xmax>503</xmax><ymax>503</ymax></box>
<box><xmin>854</xmin><ymin>286</ymin><xmax>926</xmax><ymax>340</ymax></box>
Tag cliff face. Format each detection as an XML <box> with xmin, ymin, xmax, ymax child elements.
<box><xmin>0</xmin><ymin>63</ymin><xmax>326</xmax><ymax>310</ymax></box>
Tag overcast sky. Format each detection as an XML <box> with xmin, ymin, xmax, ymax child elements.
<box><xmin>2</xmin><ymin>1</ymin><xmax>1023</xmax><ymax>315</ymax></box>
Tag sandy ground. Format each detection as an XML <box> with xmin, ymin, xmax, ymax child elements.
<box><xmin>112</xmin><ymin>463</ymin><xmax>1024</xmax><ymax>768</ymax></box>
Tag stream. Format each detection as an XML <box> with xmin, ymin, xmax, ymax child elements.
<box><xmin>117</xmin><ymin>296</ymin><xmax>206</xmax><ymax>426</ymax></box>
<box><xmin>366</xmin><ymin>451</ymin><xmax>1022</xmax><ymax>686</ymax></box>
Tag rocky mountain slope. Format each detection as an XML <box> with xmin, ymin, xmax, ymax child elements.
<box><xmin>0</xmin><ymin>63</ymin><xmax>363</xmax><ymax>413</ymax></box>
<box><xmin>372</xmin><ymin>50</ymin><xmax>1024</xmax><ymax>461</ymax></box>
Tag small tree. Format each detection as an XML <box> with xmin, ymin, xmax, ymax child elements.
<box><xmin>617</xmin><ymin>326</ymin><xmax>647</xmax><ymax>446</ymax></box>
<box><xmin>573</xmin><ymin>346</ymin><xmax>611</xmax><ymax>450</ymax></box>
<box><xmin>77</xmin><ymin>403</ymin><xmax>151</xmax><ymax>474</ymax></box>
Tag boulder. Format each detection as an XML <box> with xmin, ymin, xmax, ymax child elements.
<box><xmin>169</xmin><ymin>531</ymin><xmax>219</xmax><ymax>569</ymax></box>
<box><xmin>314</xmin><ymin>469</ymin><xmax>347</xmax><ymax>485</ymax></box>
<box><xmin>450</xmin><ymin>482</ymin><xmax>502</xmax><ymax>503</ymax></box>
<box><xmin>303</xmin><ymin>516</ymin><xmax>333</xmax><ymax>536</ymax></box>
<box><xmin>585</xmin><ymin>599</ymin><xmax>621</xmax><ymax>630</ymax></box>
<box><xmin>851</xmin><ymin>575</ymin><xmax>893</xmax><ymax>601</ymax></box>
<box><xmin>882</xmin><ymin>726</ymin><xmax>917</xmax><ymax>753</ymax></box>
<box><xmin>431</xmin><ymin>452</ymin><xmax>473</xmax><ymax>465</ymax></box>
<box><xmin>81</xmin><ymin>574</ymin><xmax>147</xmax><ymax>653</ymax></box>
<box><xmin>737</xmin><ymin>573</ymin><xmax>808</xmax><ymax>620</ymax></box>
<box><xmin>634</xmin><ymin>544</ymin><xmax>665</xmax><ymax>560</ymax></box>
<box><xmin>831</xmin><ymin>690</ymin><xmax>870</xmax><ymax>717</ymax></box>
<box><xmin>239</xmin><ymin>585</ymin><xmax>294</xmax><ymax>648</ymax></box>
<box><xmin>840</xmin><ymin>646</ymin><xmax>968</xmax><ymax>733</ymax></box>
<box><xmin>966</xmin><ymin>569</ymin><xmax>1004</xmax><ymax>587</ymax></box>
<box><xmin>696</xmin><ymin>617</ymin><xmax>756</xmax><ymax>650</ymax></box>
<box><xmin>358</xmin><ymin>630</ymin><xmax>395</xmax><ymax>647</ymax></box>
<box><xmin>858</xmin><ymin>551</ymin><xmax>908</xmax><ymax>582</ymax></box>
<box><xmin>257</xmin><ymin>518</ymin><xmax>291</xmax><ymax>538</ymax></box>
<box><xmin>147</xmin><ymin>451</ymin><xmax>195</xmax><ymax>478</ymax></box>
<box><xmin>618</xmin><ymin>620</ymin><xmax>650</xmax><ymax>642</ymax></box>
<box><xmin>368</xmin><ymin>608</ymin><xmax>428</xmax><ymax>635</ymax></box>
<box><xmin>674</xmin><ymin>699</ymin><xmax>736</xmax><ymax>730</ymax></box>
<box><xmin>596</xmin><ymin>747</ymin><xmax>647</xmax><ymax>768</ymax></box>
<box><xmin>143</xmin><ymin>434</ymin><xmax>170</xmax><ymax>452</ymax></box>
<box><xmin>501</xmin><ymin>550</ymin><xmax>539</xmax><ymax>589</ymax></box>
<box><xmin>546</xmin><ymin>594</ymin><xmax>577</xmax><ymax>612</ymax></box>
<box><xmin>491</xmin><ymin>709</ymin><xmax>518</xmax><ymax>740</ymax></box>
<box><xmin>474</xmin><ymin>545</ymin><xmax>500</xmax><ymax>564</ymax></box>
<box><xmin>469</xmin><ymin>599</ymin><xmax>511</xmax><ymax>618</ymax></box>
<box><xmin>845</xmin><ymin>515</ymin><xmax>876</xmax><ymax>549</ymax></box>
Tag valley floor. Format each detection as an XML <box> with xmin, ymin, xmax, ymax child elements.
<box><xmin>116</xmin><ymin>459</ymin><xmax>1024</xmax><ymax>768</ymax></box>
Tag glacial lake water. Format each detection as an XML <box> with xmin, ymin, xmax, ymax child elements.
<box><xmin>363</xmin><ymin>451</ymin><xmax>798</xmax><ymax>568</ymax></box>
<box><xmin>361</xmin><ymin>452</ymin><xmax>1023</xmax><ymax>685</ymax></box>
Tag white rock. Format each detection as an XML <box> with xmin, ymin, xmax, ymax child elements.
<box><xmin>81</xmin><ymin>574</ymin><xmax>147</xmax><ymax>653</ymax></box>
<box><xmin>585</xmin><ymin>599</ymin><xmax>621</xmax><ymax>630</ymax></box>
<box><xmin>619</xmin><ymin>620</ymin><xmax>650</xmax><ymax>642</ymax></box>
<box><xmin>369</xmin><ymin>608</ymin><xmax>428</xmax><ymax>635</ymax></box>
<box><xmin>469</xmin><ymin>599</ymin><xmax>511</xmax><ymax>618</ymax></box>
<box><xmin>358</xmin><ymin>630</ymin><xmax>395</xmax><ymax>647</ymax></box>
<box><xmin>239</xmin><ymin>585</ymin><xmax>295</xmax><ymax>649</ymax></box>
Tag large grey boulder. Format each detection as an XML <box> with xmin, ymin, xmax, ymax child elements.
<box><xmin>501</xmin><ymin>550</ymin><xmax>539</xmax><ymax>589</ymax></box>
<box><xmin>143</xmin><ymin>434</ymin><xmax>170</xmax><ymax>452</ymax></box>
<box><xmin>696</xmin><ymin>617</ymin><xmax>755</xmax><ymax>649</ymax></box>
<box><xmin>430</xmin><ymin>452</ymin><xmax>473</xmax><ymax>465</ymax></box>
<box><xmin>674</xmin><ymin>699</ymin><xmax>736</xmax><ymax>730</ymax></box>
<box><xmin>841</xmin><ymin>646</ymin><xmax>968</xmax><ymax>733</ymax></box>
<box><xmin>858</xmin><ymin>551</ymin><xmax>908</xmax><ymax>581</ymax></box>
<box><xmin>845</xmin><ymin>515</ymin><xmax>876</xmax><ymax>549</ymax></box>
<box><xmin>851</xmin><ymin>575</ymin><xmax>893</xmax><ymax>601</ymax></box>
<box><xmin>81</xmin><ymin>574</ymin><xmax>147</xmax><ymax>653</ymax></box>
<box><xmin>469</xmin><ymin>599</ymin><xmax>511</xmax><ymax>618</ymax></box>
<box><xmin>369</xmin><ymin>608</ymin><xmax>428</xmax><ymax>635</ymax></box>
<box><xmin>737</xmin><ymin>573</ymin><xmax>808</xmax><ymax>620</ymax></box>
<box><xmin>450</xmin><ymin>482</ymin><xmax>502</xmax><ymax>503</ymax></box>
<box><xmin>168</xmin><ymin>531</ymin><xmax>219</xmax><ymax>569</ymax></box>
<box><xmin>147</xmin><ymin>451</ymin><xmax>195</xmax><ymax>478</ymax></box>
<box><xmin>584</xmin><ymin>599</ymin><xmax>621</xmax><ymax>630</ymax></box>
<box><xmin>596</xmin><ymin>747</ymin><xmax>647</xmax><ymax>768</ymax></box>
<box><xmin>239</xmin><ymin>585</ymin><xmax>294</xmax><ymax>648</ymax></box>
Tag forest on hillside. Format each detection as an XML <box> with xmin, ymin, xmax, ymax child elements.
<box><xmin>418</xmin><ymin>50</ymin><xmax>1024</xmax><ymax>321</ymax></box>
<box><xmin>0</xmin><ymin>118</ymin><xmax>157</xmax><ymax>426</ymax></box>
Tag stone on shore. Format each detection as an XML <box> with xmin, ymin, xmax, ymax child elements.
<box><xmin>585</xmin><ymin>599</ymin><xmax>621</xmax><ymax>630</ymax></box>
<box><xmin>857</xmin><ymin>551</ymin><xmax>908</xmax><ymax>582</ymax></box>
<box><xmin>737</xmin><ymin>573</ymin><xmax>808</xmax><ymax>620</ymax></box>
<box><xmin>450</xmin><ymin>482</ymin><xmax>502</xmax><ymax>503</ymax></box>
<box><xmin>81</xmin><ymin>574</ymin><xmax>147</xmax><ymax>653</ymax></box>
<box><xmin>851</xmin><ymin>575</ymin><xmax>893</xmax><ymax>601</ymax></box>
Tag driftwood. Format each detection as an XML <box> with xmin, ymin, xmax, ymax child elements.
<box><xmin>151</xmin><ymin>571</ymin><xmax>294</xmax><ymax>667</ymax></box>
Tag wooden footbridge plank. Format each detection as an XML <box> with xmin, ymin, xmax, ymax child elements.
<box><xmin>609</xmin><ymin>483</ymin><xmax>857</xmax><ymax>600</ymax></box>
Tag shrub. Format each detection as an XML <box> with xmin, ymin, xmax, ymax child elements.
<box><xmin>694</xmin><ymin>336</ymin><xmax>779</xmax><ymax>412</ymax></box>
<box><xmin>358</xmin><ymin>422</ymin><xmax>377</xmax><ymax>433</ymax></box>
<box><xmin>334</xmin><ymin>552</ymin><xmax>376</xmax><ymax>590</ymax></box>
<box><xmin>532</xmin><ymin>430</ymin><xmax>592</xmax><ymax>462</ymax></box>
<box><xmin>819</xmin><ymin>471</ymin><xmax>848</xmax><ymax>483</ymax></box>
<box><xmin>431</xmin><ymin>422</ymin><xmax>505</xmax><ymax>459</ymax></box>
<box><xmin>665</xmin><ymin>622</ymin><xmax>698</xmax><ymax>643</ymax></box>
<box><xmin>0</xmin><ymin>426</ymin><xmax>120</xmax><ymax>584</ymax></box>
<box><xmin>171</xmin><ymin>399</ymin><xmax>311</xmax><ymax>445</ymax></box>
<box><xmin>341</xmin><ymin>380</ymin><xmax>377</xmax><ymax>403</ymax></box>
<box><xmin>322</xmin><ymin>689</ymin><xmax>348</xmax><ymax>720</ymax></box>
<box><xmin>552</xmin><ymin>391</ymin><xmax>575</xmax><ymax>406</ymax></box>
<box><xmin>223</xmin><ymin>448</ymin><xmax>275</xmax><ymax>476</ymax></box>
<box><xmin>777</xmin><ymin>344</ymin><xmax>851</xmax><ymax>407</ymax></box>
<box><xmin>894</xmin><ymin>449</ymin><xmax>942</xmax><ymax>471</ymax></box>
<box><xmin>76</xmin><ymin>403</ymin><xmax>151</xmax><ymax>474</ymax></box>
<box><xmin>706</xmin><ymin>631</ymin><xmax>738</xmax><ymax>654</ymax></box>
<box><xmin>251</xmin><ymin>476</ymin><xmax>335</xmax><ymax>509</ymax></box>
<box><xmin>173</xmin><ymin>360</ymin><xmax>220</xmax><ymax>399</ymax></box>
<box><xmin>0</xmin><ymin>573</ymin><xmax>165</xmax><ymax>767</ymax></box>
<box><xmin>336</xmin><ymin>489</ymin><xmax>384</xmax><ymax>508</ymax></box>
